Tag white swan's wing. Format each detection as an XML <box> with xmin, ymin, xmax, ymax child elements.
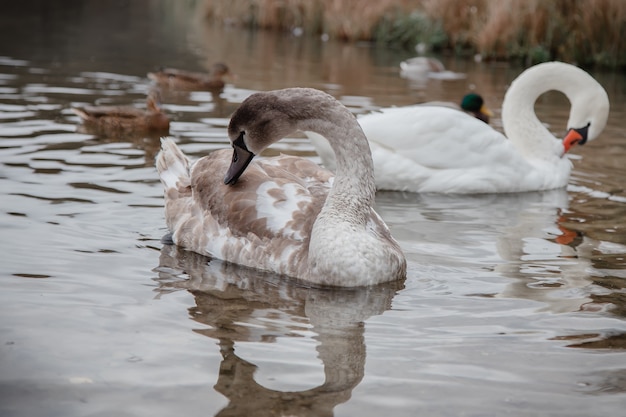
<box><xmin>357</xmin><ymin>106</ymin><xmax>559</xmax><ymax>193</ymax></box>
<box><xmin>358</xmin><ymin>105</ymin><xmax>514</xmax><ymax>170</ymax></box>
<box><xmin>310</xmin><ymin>106</ymin><xmax>514</xmax><ymax>172</ymax></box>
<box><xmin>305</xmin><ymin>131</ymin><xmax>337</xmax><ymax>171</ymax></box>
<box><xmin>308</xmin><ymin>105</ymin><xmax>569</xmax><ymax>193</ymax></box>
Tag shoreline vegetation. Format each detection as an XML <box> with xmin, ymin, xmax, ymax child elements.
<box><xmin>201</xmin><ymin>0</ymin><xmax>626</xmax><ymax>68</ymax></box>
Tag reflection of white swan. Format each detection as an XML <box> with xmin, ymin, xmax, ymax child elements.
<box><xmin>155</xmin><ymin>244</ymin><xmax>401</xmax><ymax>416</ymax></box>
<box><xmin>156</xmin><ymin>88</ymin><xmax>406</xmax><ymax>287</ymax></box>
<box><xmin>486</xmin><ymin>189</ymin><xmax>595</xmax><ymax>312</ymax></box>
<box><xmin>373</xmin><ymin>189</ymin><xmax>615</xmax><ymax>314</ymax></box>
<box><xmin>309</xmin><ymin>62</ymin><xmax>610</xmax><ymax>194</ymax></box>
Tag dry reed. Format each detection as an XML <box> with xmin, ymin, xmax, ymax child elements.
<box><xmin>202</xmin><ymin>0</ymin><xmax>626</xmax><ymax>67</ymax></box>
<box><xmin>201</xmin><ymin>0</ymin><xmax>410</xmax><ymax>40</ymax></box>
<box><xmin>471</xmin><ymin>0</ymin><xmax>626</xmax><ymax>66</ymax></box>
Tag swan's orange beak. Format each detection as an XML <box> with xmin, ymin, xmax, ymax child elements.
<box><xmin>562</xmin><ymin>124</ymin><xmax>590</xmax><ymax>154</ymax></box>
<box><xmin>562</xmin><ymin>128</ymin><xmax>584</xmax><ymax>154</ymax></box>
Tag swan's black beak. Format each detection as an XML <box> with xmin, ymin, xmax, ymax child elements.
<box><xmin>562</xmin><ymin>123</ymin><xmax>590</xmax><ymax>153</ymax></box>
<box><xmin>224</xmin><ymin>132</ymin><xmax>255</xmax><ymax>185</ymax></box>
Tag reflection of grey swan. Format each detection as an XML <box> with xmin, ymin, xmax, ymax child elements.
<box><xmin>488</xmin><ymin>189</ymin><xmax>595</xmax><ymax>313</ymax></box>
<box><xmin>156</xmin><ymin>245</ymin><xmax>401</xmax><ymax>416</ymax></box>
<box><xmin>308</xmin><ymin>62</ymin><xmax>609</xmax><ymax>193</ymax></box>
<box><xmin>156</xmin><ymin>88</ymin><xmax>406</xmax><ymax>287</ymax></box>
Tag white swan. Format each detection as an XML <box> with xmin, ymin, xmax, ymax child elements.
<box><xmin>399</xmin><ymin>56</ymin><xmax>466</xmax><ymax>81</ymax></box>
<box><xmin>308</xmin><ymin>62</ymin><xmax>609</xmax><ymax>194</ymax></box>
<box><xmin>156</xmin><ymin>88</ymin><xmax>406</xmax><ymax>287</ymax></box>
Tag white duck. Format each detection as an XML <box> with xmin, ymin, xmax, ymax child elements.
<box><xmin>308</xmin><ymin>62</ymin><xmax>610</xmax><ymax>194</ymax></box>
<box><xmin>156</xmin><ymin>88</ymin><xmax>406</xmax><ymax>287</ymax></box>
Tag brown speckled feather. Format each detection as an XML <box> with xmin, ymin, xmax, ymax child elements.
<box><xmin>158</xmin><ymin>144</ymin><xmax>339</xmax><ymax>280</ymax></box>
<box><xmin>192</xmin><ymin>150</ymin><xmax>331</xmax><ymax>241</ymax></box>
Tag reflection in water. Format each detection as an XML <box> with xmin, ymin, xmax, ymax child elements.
<box><xmin>491</xmin><ymin>189</ymin><xmax>597</xmax><ymax>313</ymax></box>
<box><xmin>376</xmin><ymin>189</ymin><xmax>625</xmax><ymax>318</ymax></box>
<box><xmin>577</xmin><ymin>368</ymin><xmax>626</xmax><ymax>395</ymax></box>
<box><xmin>481</xmin><ymin>189</ymin><xmax>625</xmax><ymax>316</ymax></box>
<box><xmin>155</xmin><ymin>244</ymin><xmax>403</xmax><ymax>416</ymax></box>
<box><xmin>96</xmin><ymin>134</ymin><xmax>163</xmax><ymax>166</ymax></box>
<box><xmin>553</xmin><ymin>332</ymin><xmax>626</xmax><ymax>349</ymax></box>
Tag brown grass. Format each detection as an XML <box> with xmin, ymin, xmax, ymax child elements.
<box><xmin>420</xmin><ymin>0</ymin><xmax>485</xmax><ymax>47</ymax></box>
<box><xmin>201</xmin><ymin>0</ymin><xmax>411</xmax><ymax>40</ymax></box>
<box><xmin>202</xmin><ymin>0</ymin><xmax>626</xmax><ymax>67</ymax></box>
<box><xmin>470</xmin><ymin>0</ymin><xmax>626</xmax><ymax>65</ymax></box>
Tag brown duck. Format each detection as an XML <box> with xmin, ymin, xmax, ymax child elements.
<box><xmin>147</xmin><ymin>62</ymin><xmax>232</xmax><ymax>91</ymax></box>
<box><xmin>72</xmin><ymin>90</ymin><xmax>170</xmax><ymax>136</ymax></box>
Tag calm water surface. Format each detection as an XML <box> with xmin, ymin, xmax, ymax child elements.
<box><xmin>1</xmin><ymin>2</ymin><xmax>626</xmax><ymax>416</ymax></box>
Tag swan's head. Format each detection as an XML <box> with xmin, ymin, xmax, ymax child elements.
<box><xmin>224</xmin><ymin>88</ymin><xmax>335</xmax><ymax>185</ymax></box>
<box><xmin>224</xmin><ymin>91</ymin><xmax>299</xmax><ymax>184</ymax></box>
<box><xmin>562</xmin><ymin>78</ymin><xmax>610</xmax><ymax>153</ymax></box>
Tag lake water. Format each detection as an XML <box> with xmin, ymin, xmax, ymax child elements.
<box><xmin>1</xmin><ymin>1</ymin><xmax>625</xmax><ymax>416</ymax></box>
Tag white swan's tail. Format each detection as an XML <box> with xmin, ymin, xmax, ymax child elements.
<box><xmin>156</xmin><ymin>137</ymin><xmax>191</xmax><ymax>195</ymax></box>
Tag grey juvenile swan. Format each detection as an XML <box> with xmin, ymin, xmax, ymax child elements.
<box><xmin>156</xmin><ymin>88</ymin><xmax>407</xmax><ymax>287</ymax></box>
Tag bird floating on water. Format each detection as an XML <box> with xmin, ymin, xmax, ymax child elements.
<box><xmin>308</xmin><ymin>62</ymin><xmax>609</xmax><ymax>194</ymax></box>
<box><xmin>399</xmin><ymin>57</ymin><xmax>466</xmax><ymax>81</ymax></box>
<box><xmin>72</xmin><ymin>89</ymin><xmax>170</xmax><ymax>137</ymax></box>
<box><xmin>148</xmin><ymin>62</ymin><xmax>232</xmax><ymax>91</ymax></box>
<box><xmin>156</xmin><ymin>88</ymin><xmax>407</xmax><ymax>287</ymax></box>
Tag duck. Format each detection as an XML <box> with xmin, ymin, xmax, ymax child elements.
<box><xmin>425</xmin><ymin>92</ymin><xmax>493</xmax><ymax>124</ymax></box>
<box><xmin>308</xmin><ymin>62</ymin><xmax>609</xmax><ymax>194</ymax></box>
<box><xmin>156</xmin><ymin>88</ymin><xmax>407</xmax><ymax>287</ymax></box>
<box><xmin>72</xmin><ymin>89</ymin><xmax>170</xmax><ymax>136</ymax></box>
<box><xmin>147</xmin><ymin>62</ymin><xmax>232</xmax><ymax>91</ymax></box>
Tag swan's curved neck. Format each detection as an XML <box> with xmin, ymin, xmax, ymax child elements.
<box><xmin>301</xmin><ymin>110</ymin><xmax>376</xmax><ymax>225</ymax></box>
<box><xmin>502</xmin><ymin>63</ymin><xmax>581</xmax><ymax>159</ymax></box>
<box><xmin>327</xmin><ymin>123</ymin><xmax>376</xmax><ymax>223</ymax></box>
